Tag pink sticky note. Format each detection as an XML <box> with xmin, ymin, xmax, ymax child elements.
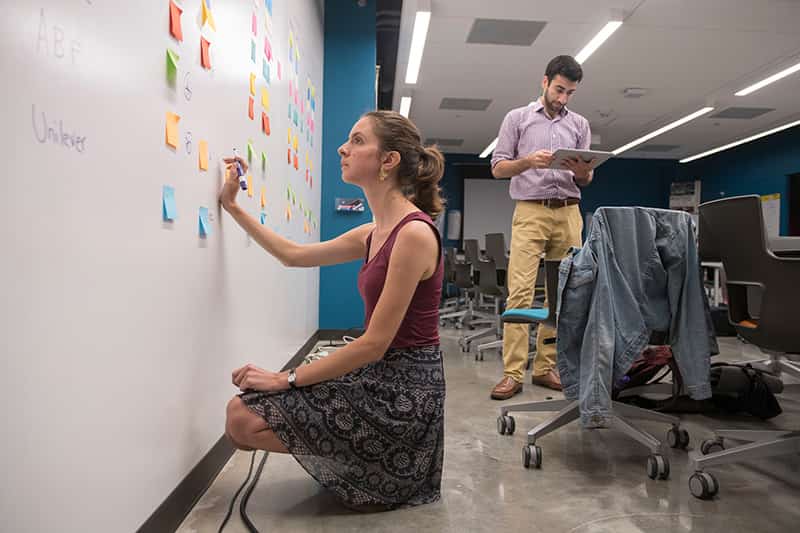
<box><xmin>264</xmin><ymin>36</ymin><xmax>272</xmax><ymax>61</ymax></box>
<box><xmin>251</xmin><ymin>12</ymin><xmax>257</xmax><ymax>35</ymax></box>
<box><xmin>277</xmin><ymin>61</ymin><xmax>281</xmax><ymax>80</ymax></box>
<box><xmin>300</xmin><ymin>99</ymin><xmax>304</xmax><ymax>114</ymax></box>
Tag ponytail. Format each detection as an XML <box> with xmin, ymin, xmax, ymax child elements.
<box><xmin>413</xmin><ymin>145</ymin><xmax>446</xmax><ymax>219</ymax></box>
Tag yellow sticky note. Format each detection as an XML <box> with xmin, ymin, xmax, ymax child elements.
<box><xmin>287</xmin><ymin>128</ymin><xmax>292</xmax><ymax>145</ymax></box>
<box><xmin>247</xmin><ymin>175</ymin><xmax>253</xmax><ymax>197</ymax></box>
<box><xmin>293</xmin><ymin>135</ymin><xmax>298</xmax><ymax>151</ymax></box>
<box><xmin>165</xmin><ymin>112</ymin><xmax>180</xmax><ymax>148</ymax></box>
<box><xmin>199</xmin><ymin>140</ymin><xmax>208</xmax><ymax>170</ymax></box>
<box><xmin>249</xmin><ymin>73</ymin><xmax>256</xmax><ymax>96</ymax></box>
<box><xmin>201</xmin><ymin>0</ymin><xmax>216</xmax><ymax>31</ymax></box>
<box><xmin>260</xmin><ymin>187</ymin><xmax>266</xmax><ymax>208</ymax></box>
<box><xmin>261</xmin><ymin>88</ymin><xmax>270</xmax><ymax>111</ymax></box>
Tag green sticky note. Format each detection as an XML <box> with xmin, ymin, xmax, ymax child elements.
<box><xmin>247</xmin><ymin>141</ymin><xmax>254</xmax><ymax>161</ymax></box>
<box><xmin>166</xmin><ymin>48</ymin><xmax>179</xmax><ymax>85</ymax></box>
<box><xmin>261</xmin><ymin>151</ymin><xmax>267</xmax><ymax>169</ymax></box>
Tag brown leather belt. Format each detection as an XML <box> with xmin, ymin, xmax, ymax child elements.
<box><xmin>528</xmin><ymin>198</ymin><xmax>580</xmax><ymax>209</ymax></box>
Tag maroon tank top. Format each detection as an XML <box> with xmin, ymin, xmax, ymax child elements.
<box><xmin>357</xmin><ymin>211</ymin><xmax>443</xmax><ymax>349</ymax></box>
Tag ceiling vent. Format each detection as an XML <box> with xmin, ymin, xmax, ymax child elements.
<box><xmin>709</xmin><ymin>107</ymin><xmax>775</xmax><ymax>119</ymax></box>
<box><xmin>622</xmin><ymin>87</ymin><xmax>649</xmax><ymax>98</ymax></box>
<box><xmin>439</xmin><ymin>98</ymin><xmax>492</xmax><ymax>111</ymax></box>
<box><xmin>466</xmin><ymin>19</ymin><xmax>546</xmax><ymax>46</ymax></box>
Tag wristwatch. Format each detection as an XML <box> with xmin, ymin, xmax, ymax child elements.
<box><xmin>287</xmin><ymin>367</ymin><xmax>297</xmax><ymax>389</ymax></box>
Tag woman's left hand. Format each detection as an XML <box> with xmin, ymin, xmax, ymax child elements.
<box><xmin>232</xmin><ymin>363</ymin><xmax>289</xmax><ymax>392</ymax></box>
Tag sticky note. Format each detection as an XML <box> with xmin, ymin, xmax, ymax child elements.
<box><xmin>261</xmin><ymin>88</ymin><xmax>270</xmax><ymax>111</ymax></box>
<box><xmin>201</xmin><ymin>0</ymin><xmax>216</xmax><ymax>31</ymax></box>
<box><xmin>277</xmin><ymin>61</ymin><xmax>281</xmax><ymax>80</ymax></box>
<box><xmin>249</xmin><ymin>73</ymin><xmax>256</xmax><ymax>96</ymax></box>
<box><xmin>169</xmin><ymin>0</ymin><xmax>183</xmax><ymax>41</ymax></box>
<box><xmin>262</xmin><ymin>59</ymin><xmax>270</xmax><ymax>84</ymax></box>
<box><xmin>287</xmin><ymin>128</ymin><xmax>292</xmax><ymax>145</ymax></box>
<box><xmin>252</xmin><ymin>12</ymin><xmax>257</xmax><ymax>35</ymax></box>
<box><xmin>246</xmin><ymin>175</ymin><xmax>253</xmax><ymax>197</ymax></box>
<box><xmin>248</xmin><ymin>96</ymin><xmax>254</xmax><ymax>120</ymax></box>
<box><xmin>304</xmin><ymin>219</ymin><xmax>309</xmax><ymax>234</ymax></box>
<box><xmin>166</xmin><ymin>48</ymin><xmax>179</xmax><ymax>84</ymax></box>
<box><xmin>162</xmin><ymin>185</ymin><xmax>177</xmax><ymax>221</ymax></box>
<box><xmin>165</xmin><ymin>112</ymin><xmax>180</xmax><ymax>149</ymax></box>
<box><xmin>264</xmin><ymin>36</ymin><xmax>272</xmax><ymax>61</ymax></box>
<box><xmin>198</xmin><ymin>140</ymin><xmax>209</xmax><ymax>170</ymax></box>
<box><xmin>262</xmin><ymin>112</ymin><xmax>270</xmax><ymax>135</ymax></box>
<box><xmin>199</xmin><ymin>207</ymin><xmax>211</xmax><ymax>236</ymax></box>
<box><xmin>292</xmin><ymin>135</ymin><xmax>298</xmax><ymax>151</ymax></box>
<box><xmin>260</xmin><ymin>187</ymin><xmax>266</xmax><ymax>208</ymax></box>
<box><xmin>251</xmin><ymin>40</ymin><xmax>256</xmax><ymax>63</ymax></box>
<box><xmin>265</xmin><ymin>0</ymin><xmax>273</xmax><ymax>16</ymax></box>
<box><xmin>287</xmin><ymin>148</ymin><xmax>291</xmax><ymax>164</ymax></box>
<box><xmin>261</xmin><ymin>151</ymin><xmax>267</xmax><ymax>168</ymax></box>
<box><xmin>260</xmin><ymin>212</ymin><xmax>267</xmax><ymax>225</ymax></box>
<box><xmin>200</xmin><ymin>37</ymin><xmax>211</xmax><ymax>70</ymax></box>
<box><xmin>293</xmin><ymin>109</ymin><xmax>298</xmax><ymax>126</ymax></box>
<box><xmin>247</xmin><ymin>141</ymin><xmax>254</xmax><ymax>161</ymax></box>
<box><xmin>293</xmin><ymin>153</ymin><xmax>299</xmax><ymax>170</ymax></box>
<box><xmin>285</xmin><ymin>205</ymin><xmax>291</xmax><ymax>221</ymax></box>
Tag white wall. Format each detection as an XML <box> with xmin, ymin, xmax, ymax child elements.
<box><xmin>0</xmin><ymin>1</ymin><xmax>324</xmax><ymax>531</ymax></box>
<box><xmin>463</xmin><ymin>179</ymin><xmax>515</xmax><ymax>249</ymax></box>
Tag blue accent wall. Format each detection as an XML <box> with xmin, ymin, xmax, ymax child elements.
<box><xmin>319</xmin><ymin>0</ymin><xmax>375</xmax><ymax>329</ymax></box>
<box><xmin>677</xmin><ymin>124</ymin><xmax>800</xmax><ymax>235</ymax></box>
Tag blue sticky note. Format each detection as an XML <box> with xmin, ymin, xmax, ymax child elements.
<box><xmin>162</xmin><ymin>185</ymin><xmax>177</xmax><ymax>221</ymax></box>
<box><xmin>260</xmin><ymin>212</ymin><xmax>267</xmax><ymax>225</ymax></box>
<box><xmin>288</xmin><ymin>105</ymin><xmax>292</xmax><ymax>120</ymax></box>
<box><xmin>293</xmin><ymin>109</ymin><xmax>298</xmax><ymax>126</ymax></box>
<box><xmin>307</xmin><ymin>88</ymin><xmax>310</xmax><ymax>100</ymax></box>
<box><xmin>265</xmin><ymin>0</ymin><xmax>272</xmax><ymax>15</ymax></box>
<box><xmin>251</xmin><ymin>40</ymin><xmax>256</xmax><ymax>63</ymax></box>
<box><xmin>262</xmin><ymin>59</ymin><xmax>270</xmax><ymax>84</ymax></box>
<box><xmin>311</xmin><ymin>98</ymin><xmax>315</xmax><ymax>112</ymax></box>
<box><xmin>199</xmin><ymin>207</ymin><xmax>211</xmax><ymax>236</ymax></box>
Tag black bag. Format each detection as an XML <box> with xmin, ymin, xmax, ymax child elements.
<box><xmin>710</xmin><ymin>363</ymin><xmax>783</xmax><ymax>419</ymax></box>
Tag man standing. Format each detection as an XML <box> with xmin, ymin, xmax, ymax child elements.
<box><xmin>489</xmin><ymin>55</ymin><xmax>594</xmax><ymax>400</ymax></box>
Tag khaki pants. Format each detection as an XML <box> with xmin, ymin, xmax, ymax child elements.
<box><xmin>502</xmin><ymin>201</ymin><xmax>583</xmax><ymax>382</ymax></box>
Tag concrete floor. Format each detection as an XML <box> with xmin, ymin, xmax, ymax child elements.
<box><xmin>178</xmin><ymin>333</ymin><xmax>800</xmax><ymax>533</ymax></box>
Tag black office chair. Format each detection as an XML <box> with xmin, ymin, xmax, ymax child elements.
<box><xmin>468</xmin><ymin>257</ymin><xmax>508</xmax><ymax>359</ymax></box>
<box><xmin>497</xmin><ymin>259</ymin><xmax>689</xmax><ymax>479</ymax></box>
<box><xmin>688</xmin><ymin>195</ymin><xmax>800</xmax><ymax>499</ymax></box>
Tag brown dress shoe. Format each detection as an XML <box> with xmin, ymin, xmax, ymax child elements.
<box><xmin>491</xmin><ymin>376</ymin><xmax>523</xmax><ymax>400</ymax></box>
<box><xmin>531</xmin><ymin>369</ymin><xmax>562</xmax><ymax>391</ymax></box>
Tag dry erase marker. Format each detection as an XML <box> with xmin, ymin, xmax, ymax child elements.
<box><xmin>232</xmin><ymin>148</ymin><xmax>247</xmax><ymax>191</ymax></box>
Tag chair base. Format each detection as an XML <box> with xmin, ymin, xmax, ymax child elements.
<box><xmin>497</xmin><ymin>399</ymin><xmax>687</xmax><ymax>480</ymax></box>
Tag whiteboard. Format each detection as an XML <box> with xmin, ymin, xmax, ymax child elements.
<box><xmin>0</xmin><ymin>1</ymin><xmax>323</xmax><ymax>531</ymax></box>
<box><xmin>463</xmin><ymin>179</ymin><xmax>515</xmax><ymax>249</ymax></box>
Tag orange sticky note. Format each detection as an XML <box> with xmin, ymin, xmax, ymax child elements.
<box><xmin>287</xmin><ymin>148</ymin><xmax>291</xmax><ymax>164</ymax></box>
<box><xmin>285</xmin><ymin>205</ymin><xmax>291</xmax><ymax>221</ymax></box>
<box><xmin>200</xmin><ymin>37</ymin><xmax>211</xmax><ymax>69</ymax></box>
<box><xmin>249</xmin><ymin>73</ymin><xmax>256</xmax><ymax>96</ymax></box>
<box><xmin>199</xmin><ymin>140</ymin><xmax>209</xmax><ymax>170</ymax></box>
<box><xmin>165</xmin><ymin>111</ymin><xmax>180</xmax><ymax>148</ymax></box>
<box><xmin>261</xmin><ymin>88</ymin><xmax>270</xmax><ymax>111</ymax></box>
<box><xmin>260</xmin><ymin>187</ymin><xmax>266</xmax><ymax>208</ymax></box>
<box><xmin>247</xmin><ymin>175</ymin><xmax>253</xmax><ymax>197</ymax></box>
<box><xmin>169</xmin><ymin>0</ymin><xmax>183</xmax><ymax>42</ymax></box>
<box><xmin>248</xmin><ymin>96</ymin><xmax>254</xmax><ymax>120</ymax></box>
<box><xmin>262</xmin><ymin>112</ymin><xmax>270</xmax><ymax>135</ymax></box>
<box><xmin>293</xmin><ymin>153</ymin><xmax>299</xmax><ymax>170</ymax></box>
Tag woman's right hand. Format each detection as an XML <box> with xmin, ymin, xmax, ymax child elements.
<box><xmin>219</xmin><ymin>156</ymin><xmax>249</xmax><ymax>211</ymax></box>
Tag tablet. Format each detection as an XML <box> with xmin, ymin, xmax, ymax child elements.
<box><xmin>549</xmin><ymin>148</ymin><xmax>613</xmax><ymax>170</ymax></box>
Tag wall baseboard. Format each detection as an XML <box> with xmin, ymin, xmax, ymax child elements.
<box><xmin>317</xmin><ymin>328</ymin><xmax>365</xmax><ymax>341</ymax></box>
<box><xmin>137</xmin><ymin>330</ymin><xmax>321</xmax><ymax>533</ymax></box>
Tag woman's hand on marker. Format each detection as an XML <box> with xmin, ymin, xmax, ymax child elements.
<box><xmin>219</xmin><ymin>156</ymin><xmax>249</xmax><ymax>210</ymax></box>
<box><xmin>232</xmin><ymin>363</ymin><xmax>289</xmax><ymax>392</ymax></box>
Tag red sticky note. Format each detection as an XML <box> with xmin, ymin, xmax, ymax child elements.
<box><xmin>262</xmin><ymin>112</ymin><xmax>271</xmax><ymax>135</ymax></box>
<box><xmin>305</xmin><ymin>169</ymin><xmax>309</xmax><ymax>183</ymax></box>
<box><xmin>287</xmin><ymin>148</ymin><xmax>291</xmax><ymax>164</ymax></box>
<box><xmin>293</xmin><ymin>153</ymin><xmax>299</xmax><ymax>170</ymax></box>
<box><xmin>169</xmin><ymin>0</ymin><xmax>183</xmax><ymax>42</ymax></box>
<box><xmin>251</xmin><ymin>12</ymin><xmax>257</xmax><ymax>35</ymax></box>
<box><xmin>248</xmin><ymin>96</ymin><xmax>254</xmax><ymax>120</ymax></box>
<box><xmin>200</xmin><ymin>37</ymin><xmax>211</xmax><ymax>69</ymax></box>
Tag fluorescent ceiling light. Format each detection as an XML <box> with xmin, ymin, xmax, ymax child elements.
<box><xmin>575</xmin><ymin>21</ymin><xmax>622</xmax><ymax>64</ymax></box>
<box><xmin>404</xmin><ymin>6</ymin><xmax>431</xmax><ymax>84</ymax></box>
<box><xmin>680</xmin><ymin>118</ymin><xmax>800</xmax><ymax>163</ymax></box>
<box><xmin>479</xmin><ymin>137</ymin><xmax>498</xmax><ymax>158</ymax></box>
<box><xmin>735</xmin><ymin>60</ymin><xmax>800</xmax><ymax>96</ymax></box>
<box><xmin>612</xmin><ymin>107</ymin><xmax>715</xmax><ymax>155</ymax></box>
<box><xmin>399</xmin><ymin>96</ymin><xmax>412</xmax><ymax>117</ymax></box>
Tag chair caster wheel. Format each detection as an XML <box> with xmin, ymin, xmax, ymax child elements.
<box><xmin>497</xmin><ymin>415</ymin><xmax>515</xmax><ymax>435</ymax></box>
<box><xmin>667</xmin><ymin>427</ymin><xmax>690</xmax><ymax>449</ymax></box>
<box><xmin>522</xmin><ymin>444</ymin><xmax>542</xmax><ymax>469</ymax></box>
<box><xmin>646</xmin><ymin>454</ymin><xmax>670</xmax><ymax>480</ymax></box>
<box><xmin>689</xmin><ymin>471</ymin><xmax>719</xmax><ymax>499</ymax></box>
<box><xmin>700</xmin><ymin>438</ymin><xmax>724</xmax><ymax>455</ymax></box>
<box><xmin>475</xmin><ymin>352</ymin><xmax>484</xmax><ymax>361</ymax></box>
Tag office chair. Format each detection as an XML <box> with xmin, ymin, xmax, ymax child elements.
<box><xmin>688</xmin><ymin>195</ymin><xmax>800</xmax><ymax>499</ymax></box>
<box><xmin>497</xmin><ymin>260</ymin><xmax>690</xmax><ymax>479</ymax></box>
<box><xmin>466</xmin><ymin>256</ymin><xmax>507</xmax><ymax>358</ymax></box>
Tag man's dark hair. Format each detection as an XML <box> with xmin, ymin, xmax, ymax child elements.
<box><xmin>544</xmin><ymin>55</ymin><xmax>583</xmax><ymax>84</ymax></box>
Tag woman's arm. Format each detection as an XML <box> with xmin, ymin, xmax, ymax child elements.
<box><xmin>233</xmin><ymin>221</ymin><xmax>439</xmax><ymax>391</ymax></box>
<box><xmin>220</xmin><ymin>156</ymin><xmax>373</xmax><ymax>267</ymax></box>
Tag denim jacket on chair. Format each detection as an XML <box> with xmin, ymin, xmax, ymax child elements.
<box><xmin>556</xmin><ymin>207</ymin><xmax>717</xmax><ymax>428</ymax></box>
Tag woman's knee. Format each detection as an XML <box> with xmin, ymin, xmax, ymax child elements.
<box><xmin>225</xmin><ymin>397</ymin><xmax>251</xmax><ymax>442</ymax></box>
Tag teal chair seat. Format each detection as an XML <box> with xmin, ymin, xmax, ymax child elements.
<box><xmin>501</xmin><ymin>308</ymin><xmax>550</xmax><ymax>323</ymax></box>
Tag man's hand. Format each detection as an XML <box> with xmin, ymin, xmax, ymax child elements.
<box><xmin>525</xmin><ymin>150</ymin><xmax>554</xmax><ymax>170</ymax></box>
<box><xmin>563</xmin><ymin>158</ymin><xmax>594</xmax><ymax>186</ymax></box>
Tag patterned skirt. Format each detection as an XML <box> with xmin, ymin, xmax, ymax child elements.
<box><xmin>240</xmin><ymin>344</ymin><xmax>445</xmax><ymax>511</ymax></box>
